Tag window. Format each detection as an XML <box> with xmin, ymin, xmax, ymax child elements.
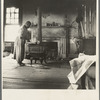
<box><xmin>5</xmin><ymin>7</ymin><xmax>20</xmax><ymax>42</ymax></box>
<box><xmin>6</xmin><ymin>7</ymin><xmax>19</xmax><ymax>24</ymax></box>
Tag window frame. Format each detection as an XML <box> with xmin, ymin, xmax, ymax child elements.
<box><xmin>5</xmin><ymin>7</ymin><xmax>20</xmax><ymax>25</ymax></box>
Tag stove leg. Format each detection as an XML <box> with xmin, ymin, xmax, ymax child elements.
<box><xmin>30</xmin><ymin>57</ymin><xmax>33</xmax><ymax>66</ymax></box>
<box><xmin>40</xmin><ymin>59</ymin><xmax>43</xmax><ymax>64</ymax></box>
<box><xmin>35</xmin><ymin>59</ymin><xmax>37</xmax><ymax>63</ymax></box>
<box><xmin>31</xmin><ymin>59</ymin><xmax>32</xmax><ymax>65</ymax></box>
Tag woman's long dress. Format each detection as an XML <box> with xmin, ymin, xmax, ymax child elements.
<box><xmin>14</xmin><ymin>26</ymin><xmax>31</xmax><ymax>64</ymax></box>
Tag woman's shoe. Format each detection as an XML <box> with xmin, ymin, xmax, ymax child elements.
<box><xmin>20</xmin><ymin>63</ymin><xmax>25</xmax><ymax>66</ymax></box>
<box><xmin>17</xmin><ymin>63</ymin><xmax>25</xmax><ymax>66</ymax></box>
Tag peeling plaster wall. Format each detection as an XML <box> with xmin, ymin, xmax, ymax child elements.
<box><xmin>22</xmin><ymin>3</ymin><xmax>79</xmax><ymax>57</ymax></box>
<box><xmin>22</xmin><ymin>4</ymin><xmax>78</xmax><ymax>38</ymax></box>
<box><xmin>22</xmin><ymin>3</ymin><xmax>81</xmax><ymax>58</ymax></box>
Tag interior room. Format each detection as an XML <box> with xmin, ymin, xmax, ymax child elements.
<box><xmin>3</xmin><ymin>0</ymin><xmax>96</xmax><ymax>89</ymax></box>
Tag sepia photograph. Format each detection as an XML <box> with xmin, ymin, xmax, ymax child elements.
<box><xmin>2</xmin><ymin>0</ymin><xmax>99</xmax><ymax>99</ymax></box>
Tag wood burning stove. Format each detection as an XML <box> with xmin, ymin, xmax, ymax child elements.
<box><xmin>25</xmin><ymin>42</ymin><xmax>46</xmax><ymax>64</ymax></box>
<box><xmin>24</xmin><ymin>42</ymin><xmax>58</xmax><ymax>64</ymax></box>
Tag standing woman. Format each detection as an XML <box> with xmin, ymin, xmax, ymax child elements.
<box><xmin>14</xmin><ymin>21</ymin><xmax>31</xmax><ymax>66</ymax></box>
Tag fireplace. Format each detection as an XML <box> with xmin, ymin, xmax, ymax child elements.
<box><xmin>42</xmin><ymin>37</ymin><xmax>66</xmax><ymax>59</ymax></box>
<box><xmin>40</xmin><ymin>42</ymin><xmax>58</xmax><ymax>60</ymax></box>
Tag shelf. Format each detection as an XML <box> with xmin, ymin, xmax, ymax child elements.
<box><xmin>42</xmin><ymin>26</ymin><xmax>66</xmax><ymax>28</ymax></box>
<box><xmin>32</xmin><ymin>26</ymin><xmax>66</xmax><ymax>28</ymax></box>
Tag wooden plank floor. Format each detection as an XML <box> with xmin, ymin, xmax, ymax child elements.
<box><xmin>3</xmin><ymin>54</ymin><xmax>71</xmax><ymax>89</ymax></box>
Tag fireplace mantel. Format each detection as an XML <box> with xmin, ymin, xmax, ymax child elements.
<box><xmin>42</xmin><ymin>37</ymin><xmax>66</xmax><ymax>59</ymax></box>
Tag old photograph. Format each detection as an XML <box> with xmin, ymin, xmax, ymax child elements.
<box><xmin>2</xmin><ymin>0</ymin><xmax>97</xmax><ymax>90</ymax></box>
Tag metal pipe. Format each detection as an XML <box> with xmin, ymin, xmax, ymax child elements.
<box><xmin>37</xmin><ymin>7</ymin><xmax>42</xmax><ymax>43</ymax></box>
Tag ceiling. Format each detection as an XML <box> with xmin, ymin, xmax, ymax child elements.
<box><xmin>4</xmin><ymin>0</ymin><xmax>84</xmax><ymax>7</ymax></box>
<box><xmin>4</xmin><ymin>0</ymin><xmax>95</xmax><ymax>10</ymax></box>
